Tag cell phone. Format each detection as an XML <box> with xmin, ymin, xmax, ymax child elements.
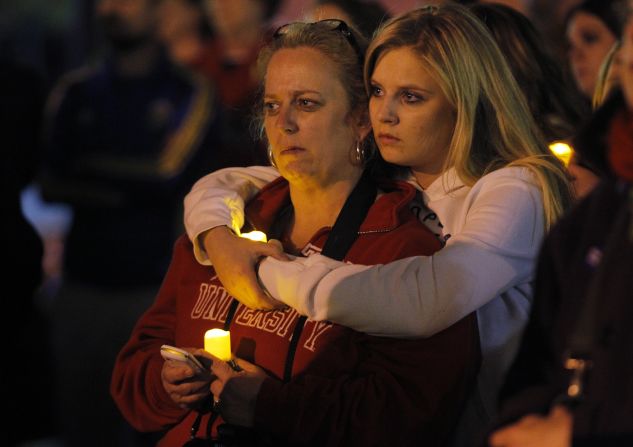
<box><xmin>160</xmin><ymin>345</ymin><xmax>206</xmax><ymax>374</ymax></box>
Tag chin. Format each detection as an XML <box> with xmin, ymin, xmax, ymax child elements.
<box><xmin>379</xmin><ymin>151</ymin><xmax>407</xmax><ymax>167</ymax></box>
<box><xmin>280</xmin><ymin>165</ymin><xmax>311</xmax><ymax>183</ymax></box>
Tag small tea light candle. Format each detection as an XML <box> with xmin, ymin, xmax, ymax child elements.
<box><xmin>204</xmin><ymin>329</ymin><xmax>232</xmax><ymax>361</ymax></box>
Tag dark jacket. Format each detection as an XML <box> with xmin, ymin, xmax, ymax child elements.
<box><xmin>494</xmin><ymin>93</ymin><xmax>633</xmax><ymax>445</ymax></box>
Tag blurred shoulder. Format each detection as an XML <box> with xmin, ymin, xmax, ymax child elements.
<box><xmin>45</xmin><ymin>64</ymin><xmax>101</xmax><ymax>116</ymax></box>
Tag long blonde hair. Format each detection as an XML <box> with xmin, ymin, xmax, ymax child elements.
<box><xmin>365</xmin><ymin>4</ymin><xmax>572</xmax><ymax>228</ymax></box>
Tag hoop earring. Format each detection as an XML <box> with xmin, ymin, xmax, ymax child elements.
<box><xmin>267</xmin><ymin>145</ymin><xmax>278</xmax><ymax>168</ymax></box>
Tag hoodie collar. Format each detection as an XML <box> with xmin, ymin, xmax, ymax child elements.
<box><xmin>244</xmin><ymin>176</ymin><xmax>420</xmax><ymax>236</ymax></box>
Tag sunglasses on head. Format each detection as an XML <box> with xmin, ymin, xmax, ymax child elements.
<box><xmin>273</xmin><ymin>19</ymin><xmax>364</xmax><ymax>62</ymax></box>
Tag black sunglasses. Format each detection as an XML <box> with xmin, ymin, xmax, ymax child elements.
<box><xmin>273</xmin><ymin>19</ymin><xmax>363</xmax><ymax>62</ymax></box>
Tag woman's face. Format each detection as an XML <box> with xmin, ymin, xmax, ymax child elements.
<box><xmin>566</xmin><ymin>11</ymin><xmax>617</xmax><ymax>98</ymax></box>
<box><xmin>96</xmin><ymin>0</ymin><xmax>158</xmax><ymax>46</ymax></box>
<box><xmin>263</xmin><ymin>47</ymin><xmax>365</xmax><ymax>188</ymax></box>
<box><xmin>204</xmin><ymin>0</ymin><xmax>264</xmax><ymax>37</ymax></box>
<box><xmin>369</xmin><ymin>46</ymin><xmax>455</xmax><ymax>187</ymax></box>
<box><xmin>157</xmin><ymin>0</ymin><xmax>202</xmax><ymax>42</ymax></box>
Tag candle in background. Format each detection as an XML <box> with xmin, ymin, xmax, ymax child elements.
<box><xmin>549</xmin><ymin>141</ymin><xmax>573</xmax><ymax>167</ymax></box>
<box><xmin>204</xmin><ymin>329</ymin><xmax>231</xmax><ymax>361</ymax></box>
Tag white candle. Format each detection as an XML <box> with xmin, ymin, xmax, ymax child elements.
<box><xmin>204</xmin><ymin>329</ymin><xmax>232</xmax><ymax>361</ymax></box>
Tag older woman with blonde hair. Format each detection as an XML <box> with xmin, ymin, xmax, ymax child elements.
<box><xmin>182</xmin><ymin>3</ymin><xmax>572</xmax><ymax>444</ymax></box>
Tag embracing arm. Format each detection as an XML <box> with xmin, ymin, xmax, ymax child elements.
<box><xmin>183</xmin><ymin>165</ymin><xmax>279</xmax><ymax>264</ymax></box>
<box><xmin>183</xmin><ymin>165</ymin><xmax>286</xmax><ymax>310</ymax></box>
<box><xmin>258</xmin><ymin>173</ymin><xmax>544</xmax><ymax>337</ymax></box>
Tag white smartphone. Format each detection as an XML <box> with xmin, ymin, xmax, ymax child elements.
<box><xmin>160</xmin><ymin>345</ymin><xmax>206</xmax><ymax>374</ymax></box>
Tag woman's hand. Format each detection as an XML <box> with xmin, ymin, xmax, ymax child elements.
<box><xmin>488</xmin><ymin>405</ymin><xmax>572</xmax><ymax>447</ymax></box>
<box><xmin>205</xmin><ymin>354</ymin><xmax>268</xmax><ymax>428</ymax></box>
<box><xmin>161</xmin><ymin>347</ymin><xmax>213</xmax><ymax>410</ymax></box>
<box><xmin>204</xmin><ymin>226</ymin><xmax>289</xmax><ymax>310</ymax></box>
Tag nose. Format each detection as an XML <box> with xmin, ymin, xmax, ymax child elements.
<box><xmin>375</xmin><ymin>97</ymin><xmax>399</xmax><ymax>125</ymax></box>
<box><xmin>568</xmin><ymin>44</ymin><xmax>584</xmax><ymax>64</ymax></box>
<box><xmin>275</xmin><ymin>105</ymin><xmax>298</xmax><ymax>134</ymax></box>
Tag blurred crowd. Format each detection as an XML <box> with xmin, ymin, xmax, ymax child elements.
<box><xmin>2</xmin><ymin>0</ymin><xmax>630</xmax><ymax>446</ymax></box>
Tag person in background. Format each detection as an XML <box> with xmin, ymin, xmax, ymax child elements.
<box><xmin>469</xmin><ymin>2</ymin><xmax>587</xmax><ymax>145</ymax></box>
<box><xmin>563</xmin><ymin>0</ymin><xmax>624</xmax><ymax>200</ymax></box>
<box><xmin>157</xmin><ymin>0</ymin><xmax>212</xmax><ymax>66</ymax></box>
<box><xmin>567</xmin><ymin>40</ymin><xmax>623</xmax><ymax>200</ymax></box>
<box><xmin>488</xmin><ymin>1</ymin><xmax>633</xmax><ymax>444</ymax></box>
<box><xmin>469</xmin><ymin>2</ymin><xmax>598</xmax><ymax>200</ymax></box>
<box><xmin>181</xmin><ymin>4</ymin><xmax>573</xmax><ymax>445</ymax></box>
<box><xmin>530</xmin><ymin>0</ymin><xmax>582</xmax><ymax>62</ymax></box>
<box><xmin>111</xmin><ymin>18</ymin><xmax>479</xmax><ymax>446</ymax></box>
<box><xmin>192</xmin><ymin>0</ymin><xmax>279</xmax><ymax>110</ymax></box>
<box><xmin>565</xmin><ymin>0</ymin><xmax>622</xmax><ymax>102</ymax></box>
<box><xmin>38</xmin><ymin>0</ymin><xmax>235</xmax><ymax>445</ymax></box>
<box><xmin>187</xmin><ymin>0</ymin><xmax>283</xmax><ymax>168</ymax></box>
<box><xmin>309</xmin><ymin>0</ymin><xmax>389</xmax><ymax>39</ymax></box>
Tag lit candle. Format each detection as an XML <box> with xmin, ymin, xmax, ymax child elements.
<box><xmin>204</xmin><ymin>329</ymin><xmax>232</xmax><ymax>361</ymax></box>
<box><xmin>239</xmin><ymin>230</ymin><xmax>267</xmax><ymax>242</ymax></box>
<box><xmin>549</xmin><ymin>142</ymin><xmax>573</xmax><ymax>167</ymax></box>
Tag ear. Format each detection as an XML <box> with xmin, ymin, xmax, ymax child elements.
<box><xmin>350</xmin><ymin>107</ymin><xmax>372</xmax><ymax>141</ymax></box>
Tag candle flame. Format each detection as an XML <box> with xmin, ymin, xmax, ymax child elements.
<box><xmin>549</xmin><ymin>142</ymin><xmax>574</xmax><ymax>167</ymax></box>
<box><xmin>239</xmin><ymin>230</ymin><xmax>268</xmax><ymax>242</ymax></box>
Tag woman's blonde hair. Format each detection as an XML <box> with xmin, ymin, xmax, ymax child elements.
<box><xmin>364</xmin><ymin>4</ymin><xmax>572</xmax><ymax>228</ymax></box>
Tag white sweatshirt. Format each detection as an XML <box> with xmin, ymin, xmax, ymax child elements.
<box><xmin>183</xmin><ymin>164</ymin><xmax>544</xmax><ymax>443</ymax></box>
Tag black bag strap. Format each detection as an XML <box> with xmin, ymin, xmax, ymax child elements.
<box><xmin>210</xmin><ymin>172</ymin><xmax>378</xmax><ymax>444</ymax></box>
<box><xmin>320</xmin><ymin>170</ymin><xmax>378</xmax><ymax>260</ymax></box>
<box><xmin>223</xmin><ymin>300</ymin><xmax>239</xmax><ymax>331</ymax></box>
<box><xmin>283</xmin><ymin>171</ymin><xmax>377</xmax><ymax>381</ymax></box>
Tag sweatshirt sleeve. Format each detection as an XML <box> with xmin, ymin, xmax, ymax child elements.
<box><xmin>110</xmin><ymin>237</ymin><xmax>189</xmax><ymax>432</ymax></box>
<box><xmin>183</xmin><ymin>165</ymin><xmax>279</xmax><ymax>264</ymax></box>
<box><xmin>254</xmin><ymin>317</ymin><xmax>479</xmax><ymax>446</ymax></box>
<box><xmin>258</xmin><ymin>172</ymin><xmax>544</xmax><ymax>337</ymax></box>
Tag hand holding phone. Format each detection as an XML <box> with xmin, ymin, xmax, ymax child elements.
<box><xmin>160</xmin><ymin>345</ymin><xmax>207</xmax><ymax>374</ymax></box>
